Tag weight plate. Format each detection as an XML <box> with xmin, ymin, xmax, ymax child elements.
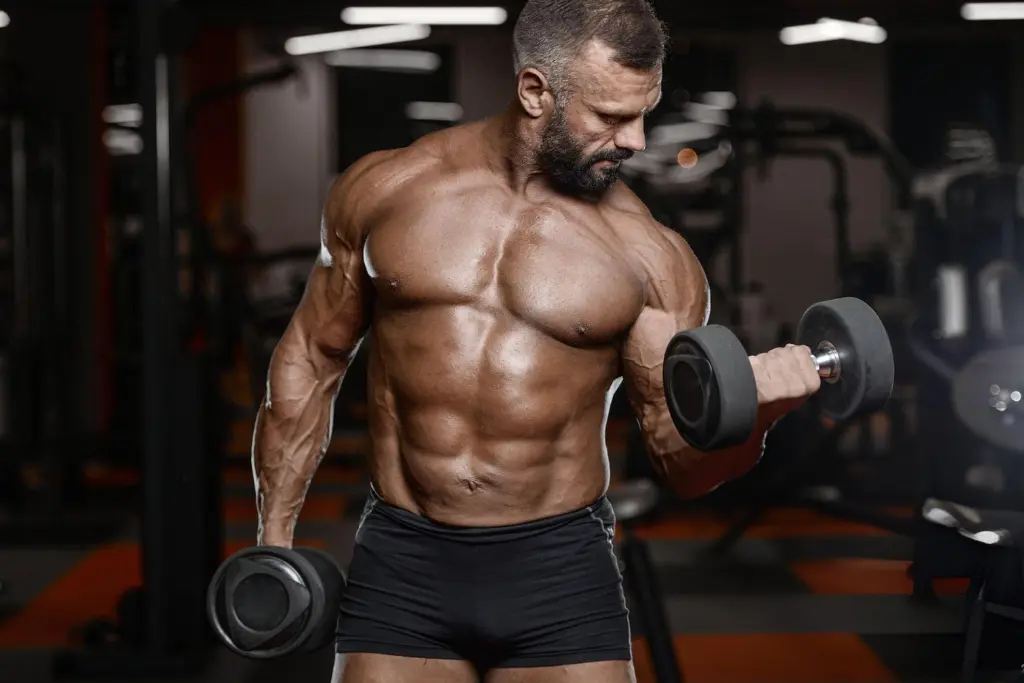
<box><xmin>663</xmin><ymin>324</ymin><xmax>758</xmax><ymax>450</ymax></box>
<box><xmin>293</xmin><ymin>548</ymin><xmax>347</xmax><ymax>654</ymax></box>
<box><xmin>953</xmin><ymin>347</ymin><xmax>1024</xmax><ymax>454</ymax></box>
<box><xmin>207</xmin><ymin>546</ymin><xmax>329</xmax><ymax>659</ymax></box>
<box><xmin>797</xmin><ymin>298</ymin><xmax>894</xmax><ymax>421</ymax></box>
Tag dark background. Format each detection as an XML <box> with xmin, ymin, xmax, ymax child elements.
<box><xmin>1</xmin><ymin>1</ymin><xmax>1023</xmax><ymax>682</ymax></box>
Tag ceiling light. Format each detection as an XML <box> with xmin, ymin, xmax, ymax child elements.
<box><xmin>962</xmin><ymin>2</ymin><xmax>1024</xmax><ymax>20</ymax></box>
<box><xmin>285</xmin><ymin>24</ymin><xmax>430</xmax><ymax>56</ymax></box>
<box><xmin>0</xmin><ymin>11</ymin><xmax>10</xmax><ymax>28</ymax></box>
<box><xmin>341</xmin><ymin>6</ymin><xmax>507</xmax><ymax>25</ymax></box>
<box><xmin>405</xmin><ymin>101</ymin><xmax>464</xmax><ymax>122</ymax></box>
<box><xmin>103</xmin><ymin>129</ymin><xmax>144</xmax><ymax>156</ymax></box>
<box><xmin>780</xmin><ymin>17</ymin><xmax>887</xmax><ymax>45</ymax></box>
<box><xmin>103</xmin><ymin>103</ymin><xmax>143</xmax><ymax>127</ymax></box>
<box><xmin>325</xmin><ymin>49</ymin><xmax>441</xmax><ymax>72</ymax></box>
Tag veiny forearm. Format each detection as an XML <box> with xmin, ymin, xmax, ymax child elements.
<box><xmin>639</xmin><ymin>397</ymin><xmax>775</xmax><ymax>499</ymax></box>
<box><xmin>253</xmin><ymin>327</ymin><xmax>349</xmax><ymax>545</ymax></box>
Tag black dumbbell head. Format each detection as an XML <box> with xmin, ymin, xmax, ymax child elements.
<box><xmin>663</xmin><ymin>324</ymin><xmax>759</xmax><ymax>450</ymax></box>
<box><xmin>797</xmin><ymin>297</ymin><xmax>894</xmax><ymax>421</ymax></box>
<box><xmin>207</xmin><ymin>546</ymin><xmax>344</xmax><ymax>659</ymax></box>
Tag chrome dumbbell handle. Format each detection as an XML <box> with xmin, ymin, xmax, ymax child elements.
<box><xmin>811</xmin><ymin>341</ymin><xmax>841</xmax><ymax>381</ymax></box>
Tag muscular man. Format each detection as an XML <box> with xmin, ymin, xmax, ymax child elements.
<box><xmin>253</xmin><ymin>1</ymin><xmax>820</xmax><ymax>681</ymax></box>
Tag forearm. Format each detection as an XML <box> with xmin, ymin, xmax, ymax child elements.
<box><xmin>640</xmin><ymin>399</ymin><xmax>776</xmax><ymax>499</ymax></box>
<box><xmin>253</xmin><ymin>330</ymin><xmax>348</xmax><ymax>546</ymax></box>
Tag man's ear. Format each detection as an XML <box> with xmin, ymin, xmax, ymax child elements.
<box><xmin>516</xmin><ymin>68</ymin><xmax>553</xmax><ymax>118</ymax></box>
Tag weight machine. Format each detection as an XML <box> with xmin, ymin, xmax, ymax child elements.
<box><xmin>54</xmin><ymin>1</ymin><xmax>300</xmax><ymax>676</ymax></box>
<box><xmin>903</xmin><ymin>138</ymin><xmax>1024</xmax><ymax>609</ymax></box>
<box><xmin>624</xmin><ymin>99</ymin><xmax>924</xmax><ymax>554</ymax></box>
<box><xmin>625</xmin><ymin>99</ymin><xmax>914</xmax><ymax>333</ymax></box>
<box><xmin>709</xmin><ymin>105</ymin><xmax>922</xmax><ymax>553</ymax></box>
<box><xmin>901</xmin><ymin>134</ymin><xmax>1024</xmax><ymax>672</ymax></box>
<box><xmin>0</xmin><ymin>70</ymin><xmax>78</xmax><ymax>519</ymax></box>
<box><xmin>54</xmin><ymin>0</ymin><xmax>212</xmax><ymax>675</ymax></box>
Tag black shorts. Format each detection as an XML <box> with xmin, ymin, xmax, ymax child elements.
<box><xmin>336</xmin><ymin>488</ymin><xmax>632</xmax><ymax>670</ymax></box>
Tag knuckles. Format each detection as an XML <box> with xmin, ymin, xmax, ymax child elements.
<box><xmin>753</xmin><ymin>345</ymin><xmax>820</xmax><ymax>400</ymax></box>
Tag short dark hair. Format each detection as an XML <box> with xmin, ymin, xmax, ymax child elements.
<box><xmin>512</xmin><ymin>0</ymin><xmax>668</xmax><ymax>94</ymax></box>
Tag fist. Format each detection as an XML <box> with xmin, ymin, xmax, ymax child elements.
<box><xmin>749</xmin><ymin>344</ymin><xmax>821</xmax><ymax>417</ymax></box>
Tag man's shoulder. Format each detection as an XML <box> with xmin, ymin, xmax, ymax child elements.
<box><xmin>323</xmin><ymin>146</ymin><xmax>441</xmax><ymax>240</ymax></box>
<box><xmin>604</xmin><ymin>182</ymin><xmax>689</xmax><ymax>256</ymax></box>
<box><xmin>329</xmin><ymin>121</ymin><xmax>490</xmax><ymax>207</ymax></box>
<box><xmin>335</xmin><ymin>146</ymin><xmax>440</xmax><ymax>203</ymax></box>
<box><xmin>602</xmin><ymin>182</ymin><xmax>706</xmax><ymax>315</ymax></box>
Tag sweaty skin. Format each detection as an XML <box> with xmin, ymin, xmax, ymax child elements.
<box><xmin>253</xmin><ymin>42</ymin><xmax>820</xmax><ymax>546</ymax></box>
<box><xmin>256</xmin><ymin>41</ymin><xmax>822</xmax><ymax>683</ymax></box>
<box><xmin>253</xmin><ymin>133</ymin><xmax>814</xmax><ymax>541</ymax></box>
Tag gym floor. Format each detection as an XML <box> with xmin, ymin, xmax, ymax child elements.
<box><xmin>0</xmin><ymin>418</ymin><xmax>1008</xmax><ymax>683</ymax></box>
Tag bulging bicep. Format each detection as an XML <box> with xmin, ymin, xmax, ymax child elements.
<box><xmin>621</xmin><ymin>226</ymin><xmax>709</xmax><ymax>410</ymax></box>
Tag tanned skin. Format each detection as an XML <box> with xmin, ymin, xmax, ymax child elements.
<box><xmin>254</xmin><ymin>41</ymin><xmax>820</xmax><ymax>683</ymax></box>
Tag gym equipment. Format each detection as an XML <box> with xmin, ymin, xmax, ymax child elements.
<box><xmin>0</xmin><ymin>86</ymin><xmax>75</xmax><ymax>512</ymax></box>
<box><xmin>54</xmin><ymin>1</ymin><xmax>310</xmax><ymax>675</ymax></box>
<box><xmin>922</xmin><ymin>498</ymin><xmax>1024</xmax><ymax>682</ymax></box>
<box><xmin>976</xmin><ymin>261</ymin><xmax>1024</xmax><ymax>342</ymax></box>
<box><xmin>909</xmin><ymin>322</ymin><xmax>1024</xmax><ymax>457</ymax></box>
<box><xmin>662</xmin><ymin>324</ymin><xmax>758</xmax><ymax>451</ymax></box>
<box><xmin>54</xmin><ymin>2</ymin><xmax>222</xmax><ymax>676</ymax></box>
<box><xmin>796</xmin><ymin>298</ymin><xmax>895</xmax><ymax>421</ymax></box>
<box><xmin>624</xmin><ymin>99</ymin><xmax>915</xmax><ymax>331</ymax></box>
<box><xmin>952</xmin><ymin>347</ymin><xmax>1024</xmax><ymax>454</ymax></box>
<box><xmin>207</xmin><ymin>546</ymin><xmax>346</xmax><ymax>659</ymax></box>
<box><xmin>663</xmin><ymin>297</ymin><xmax>894</xmax><ymax>450</ymax></box>
<box><xmin>608</xmin><ymin>479</ymin><xmax>685</xmax><ymax>683</ymax></box>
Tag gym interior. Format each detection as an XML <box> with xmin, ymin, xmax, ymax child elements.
<box><xmin>2</xmin><ymin>0</ymin><xmax>1024</xmax><ymax>681</ymax></box>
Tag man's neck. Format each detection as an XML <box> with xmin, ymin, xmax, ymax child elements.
<box><xmin>486</xmin><ymin>105</ymin><xmax>548</xmax><ymax>196</ymax></box>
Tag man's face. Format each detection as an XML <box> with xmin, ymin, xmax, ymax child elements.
<box><xmin>538</xmin><ymin>40</ymin><xmax>662</xmax><ymax>196</ymax></box>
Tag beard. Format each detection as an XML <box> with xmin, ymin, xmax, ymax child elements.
<box><xmin>537</xmin><ymin>102</ymin><xmax>634</xmax><ymax>197</ymax></box>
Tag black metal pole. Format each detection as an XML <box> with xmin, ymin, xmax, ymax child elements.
<box><xmin>10</xmin><ymin>117</ymin><xmax>29</xmax><ymax>348</ymax></box>
<box><xmin>620</xmin><ymin>530</ymin><xmax>684</xmax><ymax>683</ymax></box>
<box><xmin>53</xmin><ymin>3</ymin><xmax>211</xmax><ymax>675</ymax></box>
<box><xmin>138</xmin><ymin>0</ymin><xmax>174</xmax><ymax>654</ymax></box>
<box><xmin>725</xmin><ymin>124</ymin><xmax>744</xmax><ymax>328</ymax></box>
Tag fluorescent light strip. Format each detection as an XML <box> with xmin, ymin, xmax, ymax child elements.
<box><xmin>103</xmin><ymin>103</ymin><xmax>143</xmax><ymax>127</ymax></box>
<box><xmin>406</xmin><ymin>101</ymin><xmax>464</xmax><ymax>122</ymax></box>
<box><xmin>285</xmin><ymin>24</ymin><xmax>430</xmax><ymax>56</ymax></box>
<box><xmin>103</xmin><ymin>129</ymin><xmax>144</xmax><ymax>156</ymax></box>
<box><xmin>342</xmin><ymin>6</ymin><xmax>508</xmax><ymax>25</ymax></box>
<box><xmin>780</xmin><ymin>18</ymin><xmax>887</xmax><ymax>45</ymax></box>
<box><xmin>962</xmin><ymin>2</ymin><xmax>1024</xmax><ymax>20</ymax></box>
<box><xmin>325</xmin><ymin>49</ymin><xmax>441</xmax><ymax>72</ymax></box>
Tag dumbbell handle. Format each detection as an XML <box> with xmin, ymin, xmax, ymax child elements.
<box><xmin>811</xmin><ymin>342</ymin><xmax>841</xmax><ymax>381</ymax></box>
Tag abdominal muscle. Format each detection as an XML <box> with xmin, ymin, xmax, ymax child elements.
<box><xmin>363</xmin><ymin>305</ymin><xmax>622</xmax><ymax>527</ymax></box>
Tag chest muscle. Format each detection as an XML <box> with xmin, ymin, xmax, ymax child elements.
<box><xmin>364</xmin><ymin>197</ymin><xmax>644</xmax><ymax>346</ymax></box>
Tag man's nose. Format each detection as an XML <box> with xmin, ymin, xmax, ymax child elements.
<box><xmin>614</xmin><ymin>117</ymin><xmax>646</xmax><ymax>152</ymax></box>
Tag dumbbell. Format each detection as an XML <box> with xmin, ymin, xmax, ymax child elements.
<box><xmin>663</xmin><ymin>297</ymin><xmax>894</xmax><ymax>450</ymax></box>
<box><xmin>207</xmin><ymin>546</ymin><xmax>345</xmax><ymax>659</ymax></box>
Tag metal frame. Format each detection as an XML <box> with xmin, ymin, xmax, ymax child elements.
<box><xmin>54</xmin><ymin>0</ymin><xmax>218</xmax><ymax>675</ymax></box>
<box><xmin>619</xmin><ymin>526</ymin><xmax>685</xmax><ymax>683</ymax></box>
<box><xmin>709</xmin><ymin>418</ymin><xmax>919</xmax><ymax>557</ymax></box>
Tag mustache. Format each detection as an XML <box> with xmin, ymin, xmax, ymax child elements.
<box><xmin>588</xmin><ymin>148</ymin><xmax>634</xmax><ymax>165</ymax></box>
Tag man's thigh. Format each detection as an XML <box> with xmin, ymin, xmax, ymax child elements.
<box><xmin>332</xmin><ymin>653</ymin><xmax>480</xmax><ymax>683</ymax></box>
<box><xmin>485</xmin><ymin>661</ymin><xmax>636</xmax><ymax>683</ymax></box>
